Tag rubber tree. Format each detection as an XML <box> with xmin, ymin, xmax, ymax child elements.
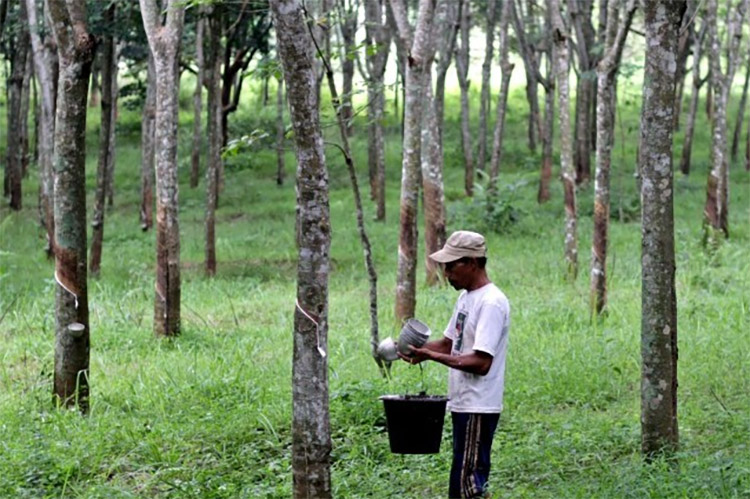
<box><xmin>455</xmin><ymin>0</ymin><xmax>474</xmax><ymax>195</ymax></box>
<box><xmin>6</xmin><ymin>0</ymin><xmax>30</xmax><ymax>211</ymax></box>
<box><xmin>551</xmin><ymin>0</ymin><xmax>578</xmax><ymax>281</ymax></box>
<box><xmin>89</xmin><ymin>2</ymin><xmax>116</xmax><ymax>277</ymax></box>
<box><xmin>639</xmin><ymin>0</ymin><xmax>684</xmax><ymax>458</ymax></box>
<box><xmin>47</xmin><ymin>0</ymin><xmax>96</xmax><ymax>412</ymax></box>
<box><xmin>590</xmin><ymin>0</ymin><xmax>637</xmax><ymax>316</ymax></box>
<box><xmin>139</xmin><ymin>0</ymin><xmax>185</xmax><ymax>337</ymax></box>
<box><xmin>703</xmin><ymin>0</ymin><xmax>748</xmax><ymax>242</ymax></box>
<box><xmin>269</xmin><ymin>0</ymin><xmax>332</xmax><ymax>495</ymax></box>
<box><xmin>389</xmin><ymin>0</ymin><xmax>436</xmax><ymax>323</ymax></box>
<box><xmin>25</xmin><ymin>0</ymin><xmax>58</xmax><ymax>256</ymax></box>
<box><xmin>476</xmin><ymin>0</ymin><xmax>497</xmax><ymax>172</ymax></box>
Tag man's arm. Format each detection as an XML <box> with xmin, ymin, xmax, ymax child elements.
<box><xmin>400</xmin><ymin>336</ymin><xmax>493</xmax><ymax>376</ymax></box>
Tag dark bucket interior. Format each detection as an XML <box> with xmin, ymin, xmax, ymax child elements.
<box><xmin>380</xmin><ymin>394</ymin><xmax>448</xmax><ymax>454</ymax></box>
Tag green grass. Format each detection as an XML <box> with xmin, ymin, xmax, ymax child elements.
<box><xmin>1</xmin><ymin>83</ymin><xmax>750</xmax><ymax>498</ymax></box>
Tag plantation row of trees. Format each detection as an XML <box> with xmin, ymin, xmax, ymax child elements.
<box><xmin>1</xmin><ymin>0</ymin><xmax>749</xmax><ymax>495</ymax></box>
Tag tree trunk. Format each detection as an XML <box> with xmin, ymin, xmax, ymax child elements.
<box><xmin>363</xmin><ymin>0</ymin><xmax>390</xmax><ymax>220</ymax></box>
<box><xmin>421</xmin><ymin>77</ymin><xmax>446</xmax><ymax>286</ymax></box>
<box><xmin>205</xmin><ymin>5</ymin><xmax>223</xmax><ymax>277</ymax></box>
<box><xmin>511</xmin><ymin>0</ymin><xmax>541</xmax><ymax>153</ymax></box>
<box><xmin>140</xmin><ymin>0</ymin><xmax>185</xmax><ymax>337</ymax></box>
<box><xmin>337</xmin><ymin>0</ymin><xmax>357</xmax><ymax>136</ymax></box>
<box><xmin>730</xmin><ymin>48</ymin><xmax>750</xmax><ymax>160</ymax></box>
<box><xmin>269</xmin><ymin>1</ymin><xmax>332</xmax><ymax>496</ymax></box>
<box><xmin>390</xmin><ymin>0</ymin><xmax>436</xmax><ymax>322</ymax></box>
<box><xmin>89</xmin><ymin>3</ymin><xmax>115</xmax><ymax>277</ymax></box>
<box><xmin>140</xmin><ymin>52</ymin><xmax>156</xmax><ymax>231</ymax></box>
<box><xmin>6</xmin><ymin>0</ymin><xmax>30</xmax><ymax>210</ymax></box>
<box><xmin>276</xmin><ymin>78</ymin><xmax>286</xmax><ymax>185</ymax></box>
<box><xmin>538</xmin><ymin>68</ymin><xmax>555</xmax><ymax>204</ymax></box>
<box><xmin>488</xmin><ymin>0</ymin><xmax>514</xmax><ymax>191</ymax></box>
<box><xmin>551</xmin><ymin>0</ymin><xmax>578</xmax><ymax>281</ymax></box>
<box><xmin>105</xmin><ymin>48</ymin><xmax>117</xmax><ymax>209</ymax></box>
<box><xmin>433</xmin><ymin>0</ymin><xmax>459</xmax><ymax>140</ymax></box>
<box><xmin>25</xmin><ymin>0</ymin><xmax>58</xmax><ymax>257</ymax></box>
<box><xmin>190</xmin><ymin>14</ymin><xmax>204</xmax><ymax>189</ymax></box>
<box><xmin>455</xmin><ymin>0</ymin><xmax>474</xmax><ymax>195</ymax></box>
<box><xmin>704</xmin><ymin>0</ymin><xmax>747</xmax><ymax>241</ymax></box>
<box><xmin>639</xmin><ymin>0</ymin><xmax>683</xmax><ymax>458</ymax></box>
<box><xmin>476</xmin><ymin>0</ymin><xmax>497</xmax><ymax>173</ymax></box>
<box><xmin>590</xmin><ymin>0</ymin><xmax>637</xmax><ymax>316</ymax></box>
<box><xmin>47</xmin><ymin>0</ymin><xmax>95</xmax><ymax>413</ymax></box>
<box><xmin>20</xmin><ymin>56</ymin><xmax>32</xmax><ymax>178</ymax></box>
<box><xmin>679</xmin><ymin>22</ymin><xmax>707</xmax><ymax>176</ymax></box>
<box><xmin>568</xmin><ymin>0</ymin><xmax>596</xmax><ymax>186</ymax></box>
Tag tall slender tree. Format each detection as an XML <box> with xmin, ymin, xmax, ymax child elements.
<box><xmin>25</xmin><ymin>0</ymin><xmax>59</xmax><ymax>256</ymax></box>
<box><xmin>455</xmin><ymin>0</ymin><xmax>474</xmax><ymax>195</ymax></box>
<box><xmin>476</xmin><ymin>0</ymin><xmax>497</xmax><ymax>172</ymax></box>
<box><xmin>488</xmin><ymin>0</ymin><xmax>514</xmax><ymax>191</ymax></box>
<box><xmin>679</xmin><ymin>21</ymin><xmax>708</xmax><ymax>176</ymax></box>
<box><xmin>703</xmin><ymin>0</ymin><xmax>747</xmax><ymax>241</ymax></box>
<box><xmin>551</xmin><ymin>0</ymin><xmax>578</xmax><ymax>280</ymax></box>
<box><xmin>89</xmin><ymin>2</ymin><xmax>116</xmax><ymax>277</ymax></box>
<box><xmin>47</xmin><ymin>0</ymin><xmax>95</xmax><ymax>412</ymax></box>
<box><xmin>730</xmin><ymin>48</ymin><xmax>750</xmax><ymax>160</ymax></box>
<box><xmin>204</xmin><ymin>3</ymin><xmax>223</xmax><ymax>277</ymax></box>
<box><xmin>6</xmin><ymin>0</ymin><xmax>30</xmax><ymax>210</ymax></box>
<box><xmin>590</xmin><ymin>0</ymin><xmax>637</xmax><ymax>316</ymax></box>
<box><xmin>390</xmin><ymin>0</ymin><xmax>436</xmax><ymax>322</ymax></box>
<box><xmin>139</xmin><ymin>0</ymin><xmax>185</xmax><ymax>337</ymax></box>
<box><xmin>140</xmin><ymin>51</ymin><xmax>155</xmax><ymax>231</ymax></box>
<box><xmin>639</xmin><ymin>0</ymin><xmax>684</xmax><ymax>458</ymax></box>
<box><xmin>190</xmin><ymin>12</ymin><xmax>205</xmax><ymax>189</ymax></box>
<box><xmin>362</xmin><ymin>0</ymin><xmax>391</xmax><ymax>220</ymax></box>
<box><xmin>276</xmin><ymin>77</ymin><xmax>286</xmax><ymax>186</ymax></box>
<box><xmin>270</xmin><ymin>0</ymin><xmax>332</xmax><ymax>495</ymax></box>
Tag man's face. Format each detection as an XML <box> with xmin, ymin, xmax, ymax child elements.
<box><xmin>443</xmin><ymin>258</ymin><xmax>473</xmax><ymax>290</ymax></box>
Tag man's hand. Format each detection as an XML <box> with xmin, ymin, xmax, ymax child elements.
<box><xmin>397</xmin><ymin>345</ymin><xmax>431</xmax><ymax>364</ymax></box>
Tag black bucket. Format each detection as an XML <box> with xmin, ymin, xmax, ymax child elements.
<box><xmin>380</xmin><ymin>394</ymin><xmax>448</xmax><ymax>454</ymax></box>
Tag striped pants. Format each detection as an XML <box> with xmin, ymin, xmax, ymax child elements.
<box><xmin>449</xmin><ymin>412</ymin><xmax>500</xmax><ymax>498</ymax></box>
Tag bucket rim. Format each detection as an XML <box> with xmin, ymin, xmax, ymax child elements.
<box><xmin>379</xmin><ymin>394</ymin><xmax>449</xmax><ymax>402</ymax></box>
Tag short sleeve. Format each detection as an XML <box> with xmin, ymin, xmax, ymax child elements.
<box><xmin>472</xmin><ymin>299</ymin><xmax>509</xmax><ymax>356</ymax></box>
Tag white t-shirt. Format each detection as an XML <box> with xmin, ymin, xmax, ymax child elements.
<box><xmin>443</xmin><ymin>283</ymin><xmax>510</xmax><ymax>413</ymax></box>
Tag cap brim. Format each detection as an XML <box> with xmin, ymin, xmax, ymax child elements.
<box><xmin>429</xmin><ymin>248</ymin><xmax>463</xmax><ymax>263</ymax></box>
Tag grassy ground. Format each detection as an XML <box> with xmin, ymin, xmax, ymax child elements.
<box><xmin>1</xmin><ymin>83</ymin><xmax>750</xmax><ymax>497</ymax></box>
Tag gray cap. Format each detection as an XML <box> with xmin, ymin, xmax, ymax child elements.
<box><xmin>429</xmin><ymin>231</ymin><xmax>486</xmax><ymax>263</ymax></box>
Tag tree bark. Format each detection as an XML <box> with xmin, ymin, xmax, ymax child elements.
<box><xmin>390</xmin><ymin>0</ymin><xmax>436</xmax><ymax>323</ymax></box>
<box><xmin>539</xmin><ymin>62</ymin><xmax>555</xmax><ymax>204</ymax></box>
<box><xmin>476</xmin><ymin>0</ymin><xmax>497</xmax><ymax>173</ymax></box>
<box><xmin>568</xmin><ymin>0</ymin><xmax>596</xmax><ymax>186</ymax></box>
<box><xmin>590</xmin><ymin>0</ymin><xmax>637</xmax><ymax>316</ymax></box>
<box><xmin>6</xmin><ymin>0</ymin><xmax>30</xmax><ymax>210</ymax></box>
<box><xmin>140</xmin><ymin>0</ymin><xmax>185</xmax><ymax>337</ymax></box>
<box><xmin>276</xmin><ymin>78</ymin><xmax>286</xmax><ymax>185</ymax></box>
<box><xmin>432</xmin><ymin>0</ymin><xmax>459</xmax><ymax>139</ymax></box>
<box><xmin>679</xmin><ymin>21</ymin><xmax>707</xmax><ymax>176</ymax></box>
<box><xmin>703</xmin><ymin>0</ymin><xmax>747</xmax><ymax>241</ymax></box>
<box><xmin>421</xmin><ymin>76</ymin><xmax>446</xmax><ymax>286</ymax></box>
<box><xmin>730</xmin><ymin>47</ymin><xmax>750</xmax><ymax>160</ymax></box>
<box><xmin>455</xmin><ymin>0</ymin><xmax>474</xmax><ymax>195</ymax></box>
<box><xmin>140</xmin><ymin>51</ymin><xmax>156</xmax><ymax>231</ymax></box>
<box><xmin>105</xmin><ymin>49</ymin><xmax>117</xmax><ymax>209</ymax></box>
<box><xmin>190</xmin><ymin>13</ymin><xmax>205</xmax><ymax>189</ymax></box>
<box><xmin>269</xmin><ymin>1</ymin><xmax>332</xmax><ymax>496</ymax></box>
<box><xmin>205</xmin><ymin>4</ymin><xmax>223</xmax><ymax>277</ymax></box>
<box><xmin>639</xmin><ymin>0</ymin><xmax>683</xmax><ymax>458</ymax></box>
<box><xmin>512</xmin><ymin>0</ymin><xmax>542</xmax><ymax>153</ymax></box>
<box><xmin>47</xmin><ymin>0</ymin><xmax>95</xmax><ymax>413</ymax></box>
<box><xmin>89</xmin><ymin>3</ymin><xmax>116</xmax><ymax>277</ymax></box>
<box><xmin>25</xmin><ymin>0</ymin><xmax>58</xmax><ymax>256</ymax></box>
<box><xmin>551</xmin><ymin>0</ymin><xmax>578</xmax><ymax>281</ymax></box>
<box><xmin>337</xmin><ymin>0</ymin><xmax>357</xmax><ymax>136</ymax></box>
<box><xmin>363</xmin><ymin>0</ymin><xmax>391</xmax><ymax>220</ymax></box>
<box><xmin>488</xmin><ymin>0</ymin><xmax>514</xmax><ymax>191</ymax></box>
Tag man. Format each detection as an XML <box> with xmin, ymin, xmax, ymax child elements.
<box><xmin>401</xmin><ymin>230</ymin><xmax>510</xmax><ymax>498</ymax></box>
